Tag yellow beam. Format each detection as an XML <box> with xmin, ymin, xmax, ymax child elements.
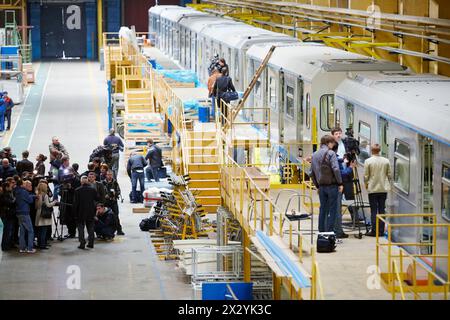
<box><xmin>97</xmin><ymin>0</ymin><xmax>103</xmax><ymax>60</ymax></box>
<box><xmin>350</xmin><ymin>42</ymin><xmax>400</xmax><ymax>48</ymax></box>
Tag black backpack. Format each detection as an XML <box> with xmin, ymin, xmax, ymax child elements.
<box><xmin>317</xmin><ymin>233</ymin><xmax>336</xmax><ymax>253</ymax></box>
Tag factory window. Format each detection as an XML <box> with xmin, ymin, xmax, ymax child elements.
<box><xmin>358</xmin><ymin>121</ymin><xmax>371</xmax><ymax>164</ymax></box>
<box><xmin>320</xmin><ymin>94</ymin><xmax>334</xmax><ymax>131</ymax></box>
<box><xmin>442</xmin><ymin>164</ymin><xmax>450</xmax><ymax>221</ymax></box>
<box><xmin>393</xmin><ymin>140</ymin><xmax>410</xmax><ymax>194</ymax></box>
<box><xmin>286</xmin><ymin>85</ymin><xmax>295</xmax><ymax>118</ymax></box>
<box><xmin>335</xmin><ymin>109</ymin><xmax>341</xmax><ymax>128</ymax></box>
<box><xmin>306</xmin><ymin>93</ymin><xmax>310</xmax><ymax>129</ymax></box>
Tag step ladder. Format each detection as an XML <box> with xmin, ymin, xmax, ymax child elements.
<box><xmin>224</xmin><ymin>45</ymin><xmax>276</xmax><ymax>131</ymax></box>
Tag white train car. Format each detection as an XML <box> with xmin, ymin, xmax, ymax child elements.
<box><xmin>245</xmin><ymin>43</ymin><xmax>406</xmax><ymax>151</ymax></box>
<box><xmin>335</xmin><ymin>73</ymin><xmax>450</xmax><ymax>279</ymax></box>
<box><xmin>148</xmin><ymin>5</ymin><xmax>182</xmax><ymax>49</ymax></box>
<box><xmin>198</xmin><ymin>24</ymin><xmax>297</xmax><ymax>91</ymax></box>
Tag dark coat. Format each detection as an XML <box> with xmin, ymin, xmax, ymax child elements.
<box><xmin>145</xmin><ymin>144</ymin><xmax>163</xmax><ymax>168</ymax></box>
<box><xmin>94</xmin><ymin>208</ymin><xmax>116</xmax><ymax>237</ymax></box>
<box><xmin>0</xmin><ymin>190</ymin><xmax>15</xmax><ymax>219</ymax></box>
<box><xmin>35</xmin><ymin>161</ymin><xmax>46</xmax><ymax>176</ymax></box>
<box><xmin>92</xmin><ymin>181</ymin><xmax>106</xmax><ymax>204</ymax></box>
<box><xmin>14</xmin><ymin>187</ymin><xmax>36</xmax><ymax>215</ymax></box>
<box><xmin>16</xmin><ymin>159</ymin><xmax>34</xmax><ymax>176</ymax></box>
<box><xmin>212</xmin><ymin>76</ymin><xmax>236</xmax><ymax>98</ymax></box>
<box><xmin>0</xmin><ymin>165</ymin><xmax>17</xmax><ymax>180</ymax></box>
<box><xmin>73</xmin><ymin>185</ymin><xmax>99</xmax><ymax>222</ymax></box>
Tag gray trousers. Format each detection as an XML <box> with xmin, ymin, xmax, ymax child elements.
<box><xmin>111</xmin><ymin>153</ymin><xmax>120</xmax><ymax>180</ymax></box>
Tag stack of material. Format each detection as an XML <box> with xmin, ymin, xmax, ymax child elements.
<box><xmin>22</xmin><ymin>63</ymin><xmax>34</xmax><ymax>84</ymax></box>
<box><xmin>123</xmin><ymin>113</ymin><xmax>166</xmax><ymax>157</ymax></box>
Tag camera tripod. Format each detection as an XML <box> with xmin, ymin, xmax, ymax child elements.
<box><xmin>52</xmin><ymin>184</ymin><xmax>74</xmax><ymax>241</ymax></box>
<box><xmin>346</xmin><ymin>166</ymin><xmax>370</xmax><ymax>239</ymax></box>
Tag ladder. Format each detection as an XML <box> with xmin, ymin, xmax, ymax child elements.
<box><xmin>4</xmin><ymin>10</ymin><xmax>32</xmax><ymax>63</ymax></box>
<box><xmin>224</xmin><ymin>45</ymin><xmax>276</xmax><ymax>131</ymax></box>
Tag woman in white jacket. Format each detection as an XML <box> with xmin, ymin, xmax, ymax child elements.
<box><xmin>35</xmin><ymin>182</ymin><xmax>57</xmax><ymax>249</ymax></box>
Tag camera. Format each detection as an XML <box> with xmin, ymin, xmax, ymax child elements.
<box><xmin>343</xmin><ymin>127</ymin><xmax>360</xmax><ymax>155</ymax></box>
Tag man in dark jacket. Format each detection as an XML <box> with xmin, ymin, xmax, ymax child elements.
<box><xmin>88</xmin><ymin>171</ymin><xmax>106</xmax><ymax>204</ymax></box>
<box><xmin>103</xmin><ymin>129</ymin><xmax>124</xmax><ymax>180</ymax></box>
<box><xmin>1</xmin><ymin>181</ymin><xmax>16</xmax><ymax>251</ymax></box>
<box><xmin>3</xmin><ymin>92</ymin><xmax>14</xmax><ymax>131</ymax></box>
<box><xmin>16</xmin><ymin>150</ymin><xmax>34</xmax><ymax>177</ymax></box>
<box><xmin>73</xmin><ymin>176</ymin><xmax>99</xmax><ymax>249</ymax></box>
<box><xmin>0</xmin><ymin>158</ymin><xmax>17</xmax><ymax>181</ymax></box>
<box><xmin>127</xmin><ymin>152</ymin><xmax>147</xmax><ymax>203</ymax></box>
<box><xmin>311</xmin><ymin>135</ymin><xmax>343</xmax><ymax>233</ymax></box>
<box><xmin>15</xmin><ymin>180</ymin><xmax>36</xmax><ymax>253</ymax></box>
<box><xmin>94</xmin><ymin>203</ymin><xmax>116</xmax><ymax>240</ymax></box>
<box><xmin>145</xmin><ymin>139</ymin><xmax>163</xmax><ymax>183</ymax></box>
<box><xmin>103</xmin><ymin>170</ymin><xmax>124</xmax><ymax>235</ymax></box>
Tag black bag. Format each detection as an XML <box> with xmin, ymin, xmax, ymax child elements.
<box><xmin>129</xmin><ymin>191</ymin><xmax>143</xmax><ymax>203</ymax></box>
<box><xmin>139</xmin><ymin>216</ymin><xmax>160</xmax><ymax>231</ymax></box>
<box><xmin>40</xmin><ymin>201</ymin><xmax>53</xmax><ymax>219</ymax></box>
<box><xmin>221</xmin><ymin>91</ymin><xmax>239</xmax><ymax>103</ymax></box>
<box><xmin>316</xmin><ymin>233</ymin><xmax>336</xmax><ymax>253</ymax></box>
<box><xmin>318</xmin><ymin>151</ymin><xmax>334</xmax><ymax>185</ymax></box>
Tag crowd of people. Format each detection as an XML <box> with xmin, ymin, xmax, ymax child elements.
<box><xmin>0</xmin><ymin>135</ymin><xmax>125</xmax><ymax>253</ymax></box>
<box><xmin>0</xmin><ymin>91</ymin><xmax>14</xmax><ymax>133</ymax></box>
<box><xmin>310</xmin><ymin>127</ymin><xmax>392</xmax><ymax>240</ymax></box>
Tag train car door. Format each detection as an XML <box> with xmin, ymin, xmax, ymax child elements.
<box><xmin>279</xmin><ymin>71</ymin><xmax>285</xmax><ymax>143</ymax></box>
<box><xmin>378</xmin><ymin>117</ymin><xmax>389</xmax><ymax>157</ymax></box>
<box><xmin>420</xmin><ymin>135</ymin><xmax>434</xmax><ymax>254</ymax></box>
<box><xmin>297</xmin><ymin>77</ymin><xmax>304</xmax><ymax>143</ymax></box>
<box><xmin>283</xmin><ymin>74</ymin><xmax>296</xmax><ymax>144</ymax></box>
<box><xmin>267</xmin><ymin>68</ymin><xmax>279</xmax><ymax>144</ymax></box>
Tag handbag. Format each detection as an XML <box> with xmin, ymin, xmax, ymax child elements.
<box><xmin>40</xmin><ymin>197</ymin><xmax>53</xmax><ymax>219</ymax></box>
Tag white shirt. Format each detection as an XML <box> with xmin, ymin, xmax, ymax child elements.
<box><xmin>337</xmin><ymin>140</ymin><xmax>346</xmax><ymax>159</ymax></box>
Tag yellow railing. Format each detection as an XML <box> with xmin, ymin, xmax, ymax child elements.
<box><xmin>376</xmin><ymin>213</ymin><xmax>450</xmax><ymax>300</ymax></box>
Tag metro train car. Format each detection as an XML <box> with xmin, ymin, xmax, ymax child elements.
<box><xmin>148</xmin><ymin>5</ymin><xmax>185</xmax><ymax>48</ymax></box>
<box><xmin>335</xmin><ymin>73</ymin><xmax>450</xmax><ymax>279</ymax></box>
<box><xmin>245</xmin><ymin>42</ymin><xmax>406</xmax><ymax>153</ymax></box>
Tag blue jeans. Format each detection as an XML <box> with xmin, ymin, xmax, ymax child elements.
<box><xmin>131</xmin><ymin>171</ymin><xmax>145</xmax><ymax>202</ymax></box>
<box><xmin>37</xmin><ymin>226</ymin><xmax>49</xmax><ymax>248</ymax></box>
<box><xmin>18</xmin><ymin>215</ymin><xmax>34</xmax><ymax>251</ymax></box>
<box><xmin>318</xmin><ymin>185</ymin><xmax>339</xmax><ymax>232</ymax></box>
<box><xmin>334</xmin><ymin>191</ymin><xmax>344</xmax><ymax>235</ymax></box>
<box><xmin>146</xmin><ymin>166</ymin><xmax>160</xmax><ymax>182</ymax></box>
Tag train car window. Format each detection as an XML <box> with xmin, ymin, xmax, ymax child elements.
<box><xmin>393</xmin><ymin>140</ymin><xmax>410</xmax><ymax>194</ymax></box>
<box><xmin>442</xmin><ymin>164</ymin><xmax>450</xmax><ymax>221</ymax></box>
<box><xmin>306</xmin><ymin>93</ymin><xmax>310</xmax><ymax>129</ymax></box>
<box><xmin>346</xmin><ymin>103</ymin><xmax>354</xmax><ymax>129</ymax></box>
<box><xmin>269</xmin><ymin>76</ymin><xmax>276</xmax><ymax>110</ymax></box>
<box><xmin>335</xmin><ymin>109</ymin><xmax>341</xmax><ymax>127</ymax></box>
<box><xmin>320</xmin><ymin>94</ymin><xmax>334</xmax><ymax>131</ymax></box>
<box><xmin>286</xmin><ymin>85</ymin><xmax>295</xmax><ymax>118</ymax></box>
<box><xmin>234</xmin><ymin>50</ymin><xmax>239</xmax><ymax>82</ymax></box>
<box><xmin>358</xmin><ymin>121</ymin><xmax>371</xmax><ymax>164</ymax></box>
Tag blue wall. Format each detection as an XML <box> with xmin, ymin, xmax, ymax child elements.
<box><xmin>106</xmin><ymin>0</ymin><xmax>121</xmax><ymax>33</ymax></box>
<box><xmin>30</xmin><ymin>3</ymin><xmax>41</xmax><ymax>60</ymax></box>
<box><xmin>85</xmin><ymin>2</ymin><xmax>97</xmax><ymax>60</ymax></box>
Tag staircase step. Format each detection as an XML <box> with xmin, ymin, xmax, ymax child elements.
<box><xmin>190</xmin><ymin>188</ymin><xmax>221</xmax><ymax>196</ymax></box>
<box><xmin>188</xmin><ymin>171</ymin><xmax>220</xmax><ymax>179</ymax></box>
<box><xmin>195</xmin><ymin>196</ymin><xmax>221</xmax><ymax>205</ymax></box>
<box><xmin>188</xmin><ymin>163</ymin><xmax>220</xmax><ymax>171</ymax></box>
<box><xmin>189</xmin><ymin>179</ymin><xmax>220</xmax><ymax>188</ymax></box>
<box><xmin>199</xmin><ymin>205</ymin><xmax>220</xmax><ymax>213</ymax></box>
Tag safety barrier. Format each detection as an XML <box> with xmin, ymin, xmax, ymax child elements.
<box><xmin>376</xmin><ymin>213</ymin><xmax>450</xmax><ymax>300</ymax></box>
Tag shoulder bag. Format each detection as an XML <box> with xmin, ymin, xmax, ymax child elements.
<box><xmin>40</xmin><ymin>195</ymin><xmax>53</xmax><ymax>219</ymax></box>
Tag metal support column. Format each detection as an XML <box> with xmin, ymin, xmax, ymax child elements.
<box><xmin>97</xmin><ymin>0</ymin><xmax>103</xmax><ymax>59</ymax></box>
<box><xmin>243</xmin><ymin>228</ymin><xmax>251</xmax><ymax>282</ymax></box>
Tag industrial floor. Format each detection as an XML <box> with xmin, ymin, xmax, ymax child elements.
<box><xmin>0</xmin><ymin>61</ymin><xmax>192</xmax><ymax>299</ymax></box>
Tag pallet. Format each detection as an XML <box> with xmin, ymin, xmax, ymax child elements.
<box><xmin>123</xmin><ymin>113</ymin><xmax>163</xmax><ymax>139</ymax></box>
<box><xmin>132</xmin><ymin>207</ymin><xmax>150</xmax><ymax>214</ymax></box>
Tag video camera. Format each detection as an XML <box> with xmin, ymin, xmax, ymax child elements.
<box><xmin>343</xmin><ymin>127</ymin><xmax>360</xmax><ymax>156</ymax></box>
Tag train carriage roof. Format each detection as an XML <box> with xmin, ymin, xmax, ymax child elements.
<box><xmin>180</xmin><ymin>16</ymin><xmax>244</xmax><ymax>33</ymax></box>
<box><xmin>160</xmin><ymin>8</ymin><xmax>202</xmax><ymax>22</ymax></box>
<box><xmin>335</xmin><ymin>73</ymin><xmax>450</xmax><ymax>146</ymax></box>
<box><xmin>200</xmin><ymin>24</ymin><xmax>297</xmax><ymax>49</ymax></box>
<box><xmin>247</xmin><ymin>43</ymin><xmax>404</xmax><ymax>81</ymax></box>
<box><xmin>149</xmin><ymin>5</ymin><xmax>182</xmax><ymax>16</ymax></box>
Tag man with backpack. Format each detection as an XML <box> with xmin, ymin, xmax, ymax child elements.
<box><xmin>310</xmin><ymin>135</ymin><xmax>343</xmax><ymax>233</ymax></box>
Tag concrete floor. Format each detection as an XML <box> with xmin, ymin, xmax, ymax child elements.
<box><xmin>0</xmin><ymin>61</ymin><xmax>192</xmax><ymax>300</ymax></box>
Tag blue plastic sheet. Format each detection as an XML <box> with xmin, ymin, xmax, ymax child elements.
<box><xmin>156</xmin><ymin>69</ymin><xmax>201</xmax><ymax>87</ymax></box>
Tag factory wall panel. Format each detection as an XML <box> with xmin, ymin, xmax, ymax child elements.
<box><xmin>123</xmin><ymin>0</ymin><xmax>181</xmax><ymax>32</ymax></box>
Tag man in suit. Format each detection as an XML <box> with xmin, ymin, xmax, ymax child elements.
<box><xmin>16</xmin><ymin>150</ymin><xmax>34</xmax><ymax>177</ymax></box>
<box><xmin>73</xmin><ymin>176</ymin><xmax>99</xmax><ymax>249</ymax></box>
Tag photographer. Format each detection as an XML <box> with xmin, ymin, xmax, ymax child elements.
<box><xmin>103</xmin><ymin>170</ymin><xmax>124</xmax><ymax>235</ymax></box>
<box><xmin>94</xmin><ymin>203</ymin><xmax>116</xmax><ymax>240</ymax></box>
<box><xmin>35</xmin><ymin>182</ymin><xmax>58</xmax><ymax>249</ymax></box>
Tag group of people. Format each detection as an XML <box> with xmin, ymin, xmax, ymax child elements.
<box><xmin>0</xmin><ymin>91</ymin><xmax>14</xmax><ymax>133</ymax></box>
<box><xmin>310</xmin><ymin>127</ymin><xmax>391</xmax><ymax>240</ymax></box>
<box><xmin>126</xmin><ymin>138</ymin><xmax>163</xmax><ymax>203</ymax></box>
<box><xmin>207</xmin><ymin>56</ymin><xmax>237</xmax><ymax>120</ymax></box>
<box><xmin>0</xmin><ymin>136</ymin><xmax>125</xmax><ymax>253</ymax></box>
